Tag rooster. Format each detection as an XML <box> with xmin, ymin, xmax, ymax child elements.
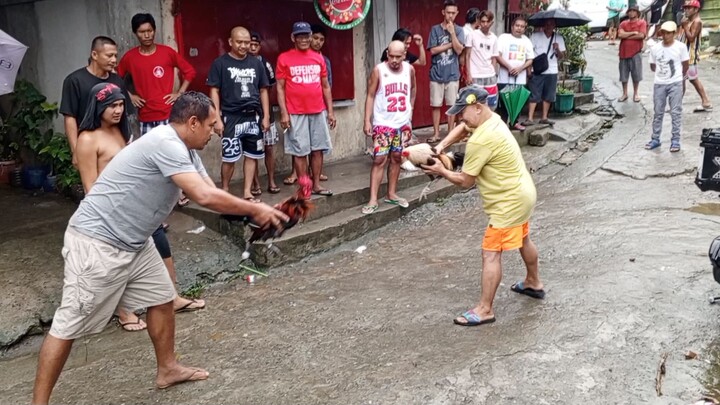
<box><xmin>222</xmin><ymin>175</ymin><xmax>315</xmax><ymax>247</ymax></box>
<box><xmin>401</xmin><ymin>143</ymin><xmax>465</xmax><ymax>179</ymax></box>
<box><xmin>400</xmin><ymin>143</ymin><xmax>465</xmax><ymax>200</ymax></box>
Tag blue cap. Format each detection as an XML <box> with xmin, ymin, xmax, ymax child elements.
<box><xmin>292</xmin><ymin>21</ymin><xmax>312</xmax><ymax>35</ymax></box>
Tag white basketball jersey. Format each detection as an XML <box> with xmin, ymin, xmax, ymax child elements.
<box><xmin>372</xmin><ymin>61</ymin><xmax>413</xmax><ymax>128</ymax></box>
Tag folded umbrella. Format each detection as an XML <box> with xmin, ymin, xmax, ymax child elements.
<box><xmin>0</xmin><ymin>29</ymin><xmax>28</xmax><ymax>96</ymax></box>
<box><xmin>500</xmin><ymin>84</ymin><xmax>531</xmax><ymax>126</ymax></box>
<box><xmin>528</xmin><ymin>9</ymin><xmax>592</xmax><ymax>28</ymax></box>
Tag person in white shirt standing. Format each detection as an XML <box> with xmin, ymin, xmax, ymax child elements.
<box><xmin>645</xmin><ymin>21</ymin><xmax>689</xmax><ymax>152</ymax></box>
<box><xmin>465</xmin><ymin>10</ymin><xmax>500</xmax><ymax>111</ymax></box>
<box><xmin>495</xmin><ymin>16</ymin><xmax>534</xmax><ymax>130</ymax></box>
<box><xmin>524</xmin><ymin>19</ymin><xmax>565</xmax><ymax>126</ymax></box>
<box><xmin>362</xmin><ymin>41</ymin><xmax>417</xmax><ymax>215</ymax></box>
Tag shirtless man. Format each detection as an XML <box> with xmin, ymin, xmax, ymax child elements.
<box><xmin>76</xmin><ymin>83</ymin><xmax>205</xmax><ymax>332</ymax></box>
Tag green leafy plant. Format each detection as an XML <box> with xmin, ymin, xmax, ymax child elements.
<box><xmin>558</xmin><ymin>25</ymin><xmax>590</xmax><ymax>75</ymax></box>
<box><xmin>557</xmin><ymin>86</ymin><xmax>574</xmax><ymax>95</ymax></box>
<box><xmin>1</xmin><ymin>80</ymin><xmax>81</xmax><ymax>191</ymax></box>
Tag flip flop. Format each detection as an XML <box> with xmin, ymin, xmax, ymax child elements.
<box><xmin>670</xmin><ymin>141</ymin><xmax>681</xmax><ymax>153</ymax></box>
<box><xmin>283</xmin><ymin>177</ymin><xmax>297</xmax><ymax>185</ymax></box>
<box><xmin>175</xmin><ymin>299</ymin><xmax>206</xmax><ymax>314</ymax></box>
<box><xmin>521</xmin><ymin>120</ymin><xmax>536</xmax><ymax>126</ymax></box>
<box><xmin>312</xmin><ymin>189</ymin><xmax>333</xmax><ymax>196</ymax></box>
<box><xmin>319</xmin><ymin>174</ymin><xmax>328</xmax><ymax>181</ymax></box>
<box><xmin>118</xmin><ymin>319</ymin><xmax>147</xmax><ymax>332</ymax></box>
<box><xmin>694</xmin><ymin>105</ymin><xmax>713</xmax><ymax>113</ymax></box>
<box><xmin>645</xmin><ymin>139</ymin><xmax>661</xmax><ymax>150</ymax></box>
<box><xmin>539</xmin><ymin>119</ymin><xmax>555</xmax><ymax>125</ymax></box>
<box><xmin>268</xmin><ymin>186</ymin><xmax>281</xmax><ymax>194</ymax></box>
<box><xmin>427</xmin><ymin>137</ymin><xmax>441</xmax><ymax>144</ymax></box>
<box><xmin>361</xmin><ymin>204</ymin><xmax>378</xmax><ymax>215</ymax></box>
<box><xmin>617</xmin><ymin>95</ymin><xmax>628</xmax><ymax>102</ymax></box>
<box><xmin>177</xmin><ymin>196</ymin><xmax>190</xmax><ymax>207</ymax></box>
<box><xmin>453</xmin><ymin>309</ymin><xmax>496</xmax><ymax>326</ymax></box>
<box><xmin>633</xmin><ymin>95</ymin><xmax>641</xmax><ymax>103</ymax></box>
<box><xmin>510</xmin><ymin>281</ymin><xmax>546</xmax><ymax>300</ymax></box>
<box><xmin>384</xmin><ymin>198</ymin><xmax>409</xmax><ymax>208</ymax></box>
<box><xmin>156</xmin><ymin>367</ymin><xmax>209</xmax><ymax>390</ymax></box>
<box><xmin>251</xmin><ymin>188</ymin><xmax>262</xmax><ymax>196</ymax></box>
<box><xmin>244</xmin><ymin>197</ymin><xmax>262</xmax><ymax>203</ymax></box>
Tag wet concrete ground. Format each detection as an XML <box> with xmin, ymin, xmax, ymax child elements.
<box><xmin>2</xmin><ymin>42</ymin><xmax>720</xmax><ymax>404</ymax></box>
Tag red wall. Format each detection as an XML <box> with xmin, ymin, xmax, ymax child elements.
<box><xmin>175</xmin><ymin>0</ymin><xmax>355</xmax><ymax>102</ymax></box>
<box><xmin>398</xmin><ymin>0</ymin><xmax>489</xmax><ymax>128</ymax></box>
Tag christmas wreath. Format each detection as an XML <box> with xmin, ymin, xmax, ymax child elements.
<box><xmin>314</xmin><ymin>0</ymin><xmax>371</xmax><ymax>30</ymax></box>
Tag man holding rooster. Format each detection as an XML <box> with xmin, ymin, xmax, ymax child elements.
<box><xmin>362</xmin><ymin>40</ymin><xmax>417</xmax><ymax>214</ymax></box>
<box><xmin>423</xmin><ymin>86</ymin><xmax>545</xmax><ymax>327</ymax></box>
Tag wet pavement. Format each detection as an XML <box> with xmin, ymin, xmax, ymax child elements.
<box><xmin>2</xmin><ymin>42</ymin><xmax>720</xmax><ymax>404</ymax></box>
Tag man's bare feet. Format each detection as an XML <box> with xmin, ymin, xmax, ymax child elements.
<box><xmin>156</xmin><ymin>365</ymin><xmax>209</xmax><ymax>389</ymax></box>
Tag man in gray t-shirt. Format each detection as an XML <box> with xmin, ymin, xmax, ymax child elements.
<box><xmin>32</xmin><ymin>92</ymin><xmax>289</xmax><ymax>404</ymax></box>
<box><xmin>427</xmin><ymin>0</ymin><xmax>467</xmax><ymax>142</ymax></box>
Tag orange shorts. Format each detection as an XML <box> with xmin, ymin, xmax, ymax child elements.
<box><xmin>482</xmin><ymin>222</ymin><xmax>529</xmax><ymax>252</ymax></box>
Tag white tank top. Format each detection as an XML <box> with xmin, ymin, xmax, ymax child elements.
<box><xmin>372</xmin><ymin>61</ymin><xmax>413</xmax><ymax>128</ymax></box>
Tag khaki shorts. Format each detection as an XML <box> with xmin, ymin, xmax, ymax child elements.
<box><xmin>49</xmin><ymin>228</ymin><xmax>176</xmax><ymax>340</ymax></box>
<box><xmin>430</xmin><ymin>81</ymin><xmax>459</xmax><ymax>107</ymax></box>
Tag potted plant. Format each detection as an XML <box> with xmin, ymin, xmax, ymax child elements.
<box><xmin>0</xmin><ymin>121</ymin><xmax>19</xmax><ymax>185</ymax></box>
<box><xmin>555</xmin><ymin>61</ymin><xmax>575</xmax><ymax>114</ymax></box>
<box><xmin>558</xmin><ymin>25</ymin><xmax>592</xmax><ymax>92</ymax></box>
<box><xmin>38</xmin><ymin>133</ymin><xmax>78</xmax><ymax>193</ymax></box>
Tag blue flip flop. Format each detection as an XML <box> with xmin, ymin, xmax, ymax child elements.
<box><xmin>510</xmin><ymin>281</ymin><xmax>546</xmax><ymax>300</ymax></box>
<box><xmin>453</xmin><ymin>309</ymin><xmax>496</xmax><ymax>327</ymax></box>
<box><xmin>645</xmin><ymin>139</ymin><xmax>661</xmax><ymax>150</ymax></box>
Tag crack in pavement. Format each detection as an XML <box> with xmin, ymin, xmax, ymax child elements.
<box><xmin>599</xmin><ymin>165</ymin><xmax>698</xmax><ymax>180</ymax></box>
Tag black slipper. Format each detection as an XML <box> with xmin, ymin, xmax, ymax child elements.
<box><xmin>268</xmin><ymin>186</ymin><xmax>281</xmax><ymax>194</ymax></box>
<box><xmin>510</xmin><ymin>281</ymin><xmax>546</xmax><ymax>299</ymax></box>
<box><xmin>312</xmin><ymin>189</ymin><xmax>333</xmax><ymax>196</ymax></box>
<box><xmin>175</xmin><ymin>299</ymin><xmax>205</xmax><ymax>313</ymax></box>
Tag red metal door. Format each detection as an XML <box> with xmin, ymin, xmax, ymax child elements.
<box><xmin>174</xmin><ymin>0</ymin><xmax>355</xmax><ymax>103</ymax></box>
<box><xmin>398</xmin><ymin>0</ymin><xmax>488</xmax><ymax>128</ymax></box>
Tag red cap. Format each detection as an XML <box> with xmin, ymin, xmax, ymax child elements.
<box><xmin>684</xmin><ymin>0</ymin><xmax>701</xmax><ymax>9</ymax></box>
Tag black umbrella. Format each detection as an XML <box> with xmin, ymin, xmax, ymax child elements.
<box><xmin>528</xmin><ymin>8</ymin><xmax>592</xmax><ymax>27</ymax></box>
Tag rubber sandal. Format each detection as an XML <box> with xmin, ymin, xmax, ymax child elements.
<box><xmin>361</xmin><ymin>204</ymin><xmax>378</xmax><ymax>215</ymax></box>
<box><xmin>521</xmin><ymin>120</ymin><xmax>536</xmax><ymax>126</ymax></box>
<box><xmin>645</xmin><ymin>139</ymin><xmax>661</xmax><ymax>150</ymax></box>
<box><xmin>453</xmin><ymin>309</ymin><xmax>496</xmax><ymax>326</ymax></box>
<box><xmin>174</xmin><ymin>298</ymin><xmax>206</xmax><ymax>314</ymax></box>
<box><xmin>539</xmin><ymin>119</ymin><xmax>555</xmax><ymax>125</ymax></box>
<box><xmin>384</xmin><ymin>198</ymin><xmax>409</xmax><ymax>208</ymax></box>
<box><xmin>513</xmin><ymin>122</ymin><xmax>526</xmax><ymax>131</ymax></box>
<box><xmin>156</xmin><ymin>368</ymin><xmax>209</xmax><ymax>390</ymax></box>
<box><xmin>427</xmin><ymin>137</ymin><xmax>441</xmax><ymax>144</ymax></box>
<box><xmin>268</xmin><ymin>186</ymin><xmax>281</xmax><ymax>194</ymax></box>
<box><xmin>617</xmin><ymin>95</ymin><xmax>628</xmax><ymax>102</ymax></box>
<box><xmin>177</xmin><ymin>196</ymin><xmax>190</xmax><ymax>207</ymax></box>
<box><xmin>244</xmin><ymin>197</ymin><xmax>262</xmax><ymax>203</ymax></box>
<box><xmin>118</xmin><ymin>319</ymin><xmax>147</xmax><ymax>332</ymax></box>
<box><xmin>694</xmin><ymin>105</ymin><xmax>713</xmax><ymax>113</ymax></box>
<box><xmin>251</xmin><ymin>188</ymin><xmax>262</xmax><ymax>196</ymax></box>
<box><xmin>670</xmin><ymin>141</ymin><xmax>681</xmax><ymax>153</ymax></box>
<box><xmin>283</xmin><ymin>177</ymin><xmax>297</xmax><ymax>185</ymax></box>
<box><xmin>319</xmin><ymin>174</ymin><xmax>328</xmax><ymax>181</ymax></box>
<box><xmin>510</xmin><ymin>281</ymin><xmax>546</xmax><ymax>300</ymax></box>
<box><xmin>312</xmin><ymin>189</ymin><xmax>333</xmax><ymax>196</ymax></box>
<box><xmin>633</xmin><ymin>95</ymin><xmax>641</xmax><ymax>103</ymax></box>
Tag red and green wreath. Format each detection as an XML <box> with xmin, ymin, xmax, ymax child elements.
<box><xmin>314</xmin><ymin>0</ymin><xmax>371</xmax><ymax>30</ymax></box>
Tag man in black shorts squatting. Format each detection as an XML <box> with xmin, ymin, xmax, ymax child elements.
<box><xmin>208</xmin><ymin>26</ymin><xmax>270</xmax><ymax>201</ymax></box>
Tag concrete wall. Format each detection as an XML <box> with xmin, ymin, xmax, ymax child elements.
<box><xmin>0</xmin><ymin>0</ymin><xmax>375</xmax><ymax>181</ymax></box>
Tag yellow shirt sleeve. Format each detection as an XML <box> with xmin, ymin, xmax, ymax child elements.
<box><xmin>462</xmin><ymin>139</ymin><xmax>492</xmax><ymax>178</ymax></box>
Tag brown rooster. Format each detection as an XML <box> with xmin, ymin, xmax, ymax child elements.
<box><xmin>222</xmin><ymin>175</ymin><xmax>315</xmax><ymax>244</ymax></box>
<box><xmin>248</xmin><ymin>175</ymin><xmax>315</xmax><ymax>243</ymax></box>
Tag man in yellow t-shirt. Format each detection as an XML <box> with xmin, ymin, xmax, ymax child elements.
<box><xmin>424</xmin><ymin>86</ymin><xmax>544</xmax><ymax>327</ymax></box>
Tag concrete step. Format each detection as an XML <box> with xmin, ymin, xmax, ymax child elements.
<box><xmin>231</xmin><ymin>179</ymin><xmax>462</xmax><ymax>267</ymax></box>
<box><xmin>182</xmin><ymin>145</ymin><xmax>468</xmax><ymax>267</ymax></box>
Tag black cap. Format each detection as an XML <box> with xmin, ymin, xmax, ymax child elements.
<box><xmin>250</xmin><ymin>31</ymin><xmax>262</xmax><ymax>42</ymax></box>
<box><xmin>447</xmin><ymin>86</ymin><xmax>490</xmax><ymax>116</ymax></box>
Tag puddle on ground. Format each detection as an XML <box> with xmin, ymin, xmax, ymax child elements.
<box><xmin>688</xmin><ymin>203</ymin><xmax>720</xmax><ymax>217</ymax></box>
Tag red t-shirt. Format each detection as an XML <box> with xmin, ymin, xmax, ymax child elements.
<box><xmin>117</xmin><ymin>44</ymin><xmax>196</xmax><ymax>122</ymax></box>
<box><xmin>276</xmin><ymin>49</ymin><xmax>328</xmax><ymax>115</ymax></box>
<box><xmin>618</xmin><ymin>19</ymin><xmax>648</xmax><ymax>59</ymax></box>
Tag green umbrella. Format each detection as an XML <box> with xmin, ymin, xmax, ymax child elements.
<box><xmin>500</xmin><ymin>84</ymin><xmax>531</xmax><ymax>126</ymax></box>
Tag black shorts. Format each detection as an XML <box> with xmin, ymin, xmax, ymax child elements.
<box><xmin>607</xmin><ymin>15</ymin><xmax>620</xmax><ymax>28</ymax></box>
<box><xmin>152</xmin><ymin>225</ymin><xmax>172</xmax><ymax>259</ymax></box>
<box><xmin>529</xmin><ymin>74</ymin><xmax>558</xmax><ymax>103</ymax></box>
<box><xmin>221</xmin><ymin>112</ymin><xmax>264</xmax><ymax>162</ymax></box>
<box><xmin>650</xmin><ymin>8</ymin><xmax>662</xmax><ymax>24</ymax></box>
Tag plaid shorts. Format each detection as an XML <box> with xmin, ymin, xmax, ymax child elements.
<box><xmin>140</xmin><ymin>119</ymin><xmax>170</xmax><ymax>136</ymax></box>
